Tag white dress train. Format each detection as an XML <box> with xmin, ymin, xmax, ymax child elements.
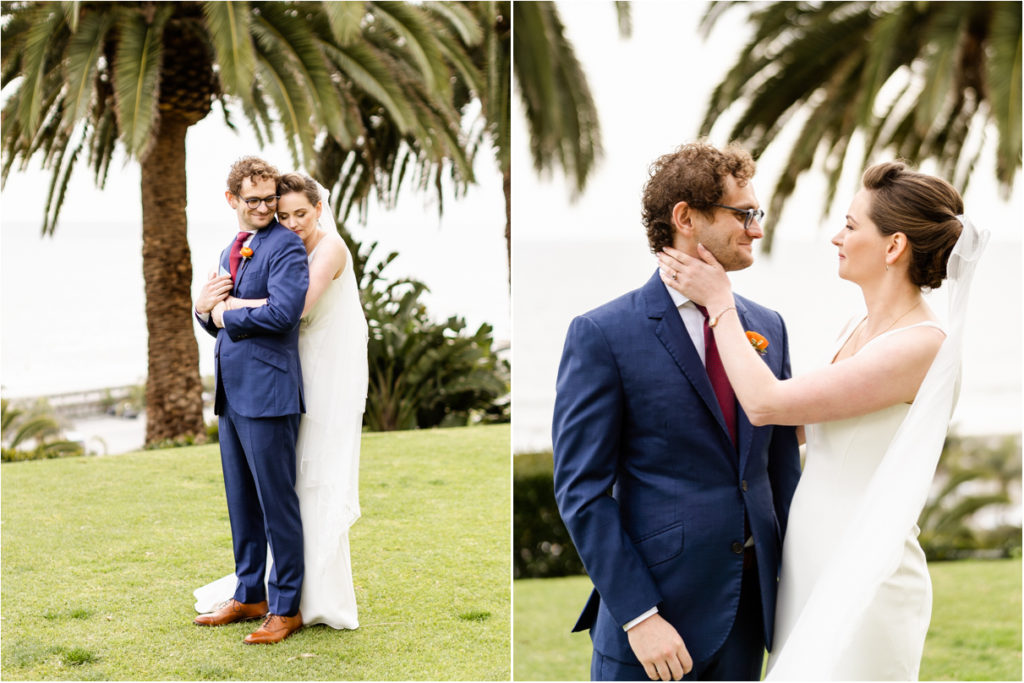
<box><xmin>195</xmin><ymin>237</ymin><xmax>368</xmax><ymax>630</ymax></box>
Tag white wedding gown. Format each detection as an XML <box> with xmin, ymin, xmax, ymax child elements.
<box><xmin>766</xmin><ymin>216</ymin><xmax>988</xmax><ymax>680</ymax></box>
<box><xmin>769</xmin><ymin>322</ymin><xmax>943</xmax><ymax>680</ymax></box>
<box><xmin>194</xmin><ymin>238</ymin><xmax>368</xmax><ymax>629</ymax></box>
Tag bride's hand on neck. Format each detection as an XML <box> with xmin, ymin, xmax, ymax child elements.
<box><xmin>657</xmin><ymin>244</ymin><xmax>733</xmax><ymax>311</ymax></box>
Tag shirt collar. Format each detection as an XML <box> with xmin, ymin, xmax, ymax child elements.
<box><xmin>663</xmin><ymin>281</ymin><xmax>693</xmax><ymax>309</ymax></box>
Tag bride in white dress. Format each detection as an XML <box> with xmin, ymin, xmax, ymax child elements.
<box><xmin>658</xmin><ymin>161</ymin><xmax>987</xmax><ymax>679</ymax></box>
<box><xmin>196</xmin><ymin>173</ymin><xmax>368</xmax><ymax>630</ymax></box>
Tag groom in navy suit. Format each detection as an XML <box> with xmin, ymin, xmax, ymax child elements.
<box><xmin>193</xmin><ymin>156</ymin><xmax>309</xmax><ymax>644</ymax></box>
<box><xmin>553</xmin><ymin>142</ymin><xmax>801</xmax><ymax>680</ymax></box>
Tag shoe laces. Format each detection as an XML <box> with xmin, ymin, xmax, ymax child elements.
<box><xmin>257</xmin><ymin>613</ymin><xmax>284</xmax><ymax>630</ymax></box>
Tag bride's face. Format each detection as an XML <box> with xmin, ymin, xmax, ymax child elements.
<box><xmin>833</xmin><ymin>189</ymin><xmax>889</xmax><ymax>283</ymax></box>
<box><xmin>277</xmin><ymin>191</ymin><xmax>323</xmax><ymax>242</ymax></box>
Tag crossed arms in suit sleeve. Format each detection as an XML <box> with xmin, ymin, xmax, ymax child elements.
<box><xmin>765</xmin><ymin>312</ymin><xmax>801</xmax><ymax>541</ymax></box>
<box><xmin>221</xmin><ymin>236</ymin><xmax>309</xmax><ymax>341</ymax></box>
<box><xmin>552</xmin><ymin>315</ymin><xmax>664</xmax><ymax>627</ymax></box>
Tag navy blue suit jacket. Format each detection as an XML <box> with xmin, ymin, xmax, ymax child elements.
<box><xmin>197</xmin><ymin>221</ymin><xmax>309</xmax><ymax>418</ymax></box>
<box><xmin>552</xmin><ymin>270</ymin><xmax>801</xmax><ymax>665</ymax></box>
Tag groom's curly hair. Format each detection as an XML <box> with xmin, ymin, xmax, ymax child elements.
<box><xmin>641</xmin><ymin>142</ymin><xmax>756</xmax><ymax>254</ymax></box>
<box><xmin>226</xmin><ymin>156</ymin><xmax>280</xmax><ymax>195</ymax></box>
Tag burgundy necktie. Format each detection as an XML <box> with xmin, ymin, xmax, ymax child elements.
<box><xmin>695</xmin><ymin>304</ymin><xmax>737</xmax><ymax>446</ymax></box>
<box><xmin>228</xmin><ymin>231</ymin><xmax>249</xmax><ymax>281</ymax></box>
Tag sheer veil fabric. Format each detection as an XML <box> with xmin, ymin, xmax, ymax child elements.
<box><xmin>194</xmin><ymin>180</ymin><xmax>369</xmax><ymax>630</ymax></box>
<box><xmin>766</xmin><ymin>216</ymin><xmax>989</xmax><ymax>679</ymax></box>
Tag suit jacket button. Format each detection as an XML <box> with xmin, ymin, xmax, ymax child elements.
<box><xmin>731</xmin><ymin>541</ymin><xmax>744</xmax><ymax>554</ymax></box>
<box><xmin>741</xmin><ymin>480</ymin><xmax>749</xmax><ymax>492</ymax></box>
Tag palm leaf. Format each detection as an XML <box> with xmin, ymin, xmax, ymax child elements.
<box><xmin>15</xmin><ymin>5</ymin><xmax>63</xmax><ymax>143</ymax></box>
<box><xmin>256</xmin><ymin>3</ymin><xmax>348</xmax><ymax>147</ymax></box>
<box><xmin>322</xmin><ymin>0</ymin><xmax>366</xmax><ymax>47</ymax></box>
<box><xmin>322</xmin><ymin>41</ymin><xmax>415</xmax><ymax>134</ymax></box>
<box><xmin>372</xmin><ymin>1</ymin><xmax>450</xmax><ymax>99</ymax></box>
<box><xmin>63</xmin><ymin>11</ymin><xmax>115</xmax><ymax>128</ymax></box>
<box><xmin>111</xmin><ymin>4</ymin><xmax>171</xmax><ymax>158</ymax></box>
<box><xmin>986</xmin><ymin>1</ymin><xmax>1023</xmax><ymax>186</ymax></box>
<box><xmin>201</xmin><ymin>0</ymin><xmax>256</xmax><ymax>107</ymax></box>
<box><xmin>250</xmin><ymin>16</ymin><xmax>317</xmax><ymax>166</ymax></box>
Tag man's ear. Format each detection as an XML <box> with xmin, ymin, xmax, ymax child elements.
<box><xmin>671</xmin><ymin>201</ymin><xmax>694</xmax><ymax>238</ymax></box>
<box><xmin>226</xmin><ymin>190</ymin><xmax>237</xmax><ymax>209</ymax></box>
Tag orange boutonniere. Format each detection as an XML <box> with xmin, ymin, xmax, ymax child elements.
<box><xmin>240</xmin><ymin>246</ymin><xmax>254</xmax><ymax>259</ymax></box>
<box><xmin>746</xmin><ymin>331</ymin><xmax>769</xmax><ymax>356</ymax></box>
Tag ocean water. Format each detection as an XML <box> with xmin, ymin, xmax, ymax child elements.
<box><xmin>1</xmin><ymin>214</ymin><xmax>509</xmax><ymax>400</ymax></box>
<box><xmin>513</xmin><ymin>237</ymin><xmax>1023</xmax><ymax>453</ymax></box>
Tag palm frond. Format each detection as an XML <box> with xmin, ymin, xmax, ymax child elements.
<box><xmin>63</xmin><ymin>11</ymin><xmax>115</xmax><ymax>128</ymax></box>
<box><xmin>985</xmin><ymin>1</ymin><xmax>1023</xmax><ymax>187</ymax></box>
<box><xmin>512</xmin><ymin>2</ymin><xmax>600</xmax><ymax>194</ymax></box>
<box><xmin>201</xmin><ymin>0</ymin><xmax>256</xmax><ymax>107</ymax></box>
<box><xmin>250</xmin><ymin>16</ymin><xmax>317</xmax><ymax>166</ymax></box>
<box><xmin>111</xmin><ymin>4</ymin><xmax>171</xmax><ymax>158</ymax></box>
<box><xmin>15</xmin><ymin>5</ymin><xmax>64</xmax><ymax>143</ymax></box>
<box><xmin>256</xmin><ymin>3</ymin><xmax>347</xmax><ymax>147</ymax></box>
<box><xmin>371</xmin><ymin>1</ymin><xmax>450</xmax><ymax>100</ymax></box>
<box><xmin>321</xmin><ymin>0</ymin><xmax>365</xmax><ymax>47</ymax></box>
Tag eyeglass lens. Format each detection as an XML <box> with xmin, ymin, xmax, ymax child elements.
<box><xmin>242</xmin><ymin>195</ymin><xmax>278</xmax><ymax>209</ymax></box>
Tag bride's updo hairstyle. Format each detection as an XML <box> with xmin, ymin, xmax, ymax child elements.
<box><xmin>862</xmin><ymin>161</ymin><xmax>963</xmax><ymax>290</ymax></box>
<box><xmin>277</xmin><ymin>172</ymin><xmax>321</xmax><ymax>207</ymax></box>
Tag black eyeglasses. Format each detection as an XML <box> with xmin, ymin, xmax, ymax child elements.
<box><xmin>711</xmin><ymin>203</ymin><xmax>764</xmax><ymax>232</ymax></box>
<box><xmin>238</xmin><ymin>194</ymin><xmax>279</xmax><ymax>209</ymax></box>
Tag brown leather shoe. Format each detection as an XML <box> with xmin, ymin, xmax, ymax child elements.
<box><xmin>194</xmin><ymin>599</ymin><xmax>268</xmax><ymax>626</ymax></box>
<box><xmin>244</xmin><ymin>611</ymin><xmax>303</xmax><ymax>644</ymax></box>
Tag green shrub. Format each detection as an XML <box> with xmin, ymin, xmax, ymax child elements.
<box><xmin>514</xmin><ymin>451</ymin><xmax>585</xmax><ymax>579</ymax></box>
<box><xmin>1</xmin><ymin>399</ymin><xmax>84</xmax><ymax>462</ymax></box>
<box><xmin>350</xmin><ymin>234</ymin><xmax>509</xmax><ymax>431</ymax></box>
<box><xmin>920</xmin><ymin>434</ymin><xmax>1022</xmax><ymax>560</ymax></box>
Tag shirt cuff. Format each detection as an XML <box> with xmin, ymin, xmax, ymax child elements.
<box><xmin>623</xmin><ymin>606</ymin><xmax>658</xmax><ymax>631</ymax></box>
<box><xmin>196</xmin><ymin>309</ymin><xmax>211</xmax><ymax>324</ymax></box>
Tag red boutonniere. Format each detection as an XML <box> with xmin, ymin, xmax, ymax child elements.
<box><xmin>240</xmin><ymin>246</ymin><xmax>254</xmax><ymax>259</ymax></box>
<box><xmin>746</xmin><ymin>331</ymin><xmax>769</xmax><ymax>356</ymax></box>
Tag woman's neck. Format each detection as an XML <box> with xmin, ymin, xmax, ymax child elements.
<box><xmin>302</xmin><ymin>227</ymin><xmax>326</xmax><ymax>254</ymax></box>
<box><xmin>859</xmin><ymin>276</ymin><xmax>923</xmax><ymax>336</ymax></box>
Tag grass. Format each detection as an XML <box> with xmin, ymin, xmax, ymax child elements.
<box><xmin>2</xmin><ymin>424</ymin><xmax>510</xmax><ymax>680</ymax></box>
<box><xmin>514</xmin><ymin>558</ymin><xmax>1022</xmax><ymax>681</ymax></box>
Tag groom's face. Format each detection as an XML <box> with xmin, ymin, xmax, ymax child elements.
<box><xmin>689</xmin><ymin>174</ymin><xmax>763</xmax><ymax>272</ymax></box>
<box><xmin>228</xmin><ymin>176</ymin><xmax>278</xmax><ymax>231</ymax></box>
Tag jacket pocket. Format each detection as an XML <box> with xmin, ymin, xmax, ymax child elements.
<box><xmin>632</xmin><ymin>521</ymin><xmax>684</xmax><ymax>567</ymax></box>
<box><xmin>251</xmin><ymin>344</ymin><xmax>288</xmax><ymax>372</ymax></box>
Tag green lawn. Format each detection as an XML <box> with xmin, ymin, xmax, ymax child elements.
<box><xmin>514</xmin><ymin>558</ymin><xmax>1022</xmax><ymax>681</ymax></box>
<box><xmin>2</xmin><ymin>424</ymin><xmax>510</xmax><ymax>680</ymax></box>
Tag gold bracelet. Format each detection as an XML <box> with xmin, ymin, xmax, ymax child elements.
<box><xmin>708</xmin><ymin>305</ymin><xmax>736</xmax><ymax>328</ymax></box>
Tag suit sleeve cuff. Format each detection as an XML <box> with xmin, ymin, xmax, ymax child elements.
<box><xmin>623</xmin><ymin>606</ymin><xmax>658</xmax><ymax>631</ymax></box>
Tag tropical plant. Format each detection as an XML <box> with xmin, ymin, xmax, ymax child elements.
<box><xmin>1</xmin><ymin>397</ymin><xmax>84</xmax><ymax>461</ymax></box>
<box><xmin>1</xmin><ymin>1</ymin><xmax>476</xmax><ymax>445</ymax></box>
<box><xmin>353</xmin><ymin>235</ymin><xmax>509</xmax><ymax>431</ymax></box>
<box><xmin>919</xmin><ymin>433</ymin><xmax>1023</xmax><ymax>560</ymax></box>
<box><xmin>700</xmin><ymin>1</ymin><xmax>1022</xmax><ymax>251</ymax></box>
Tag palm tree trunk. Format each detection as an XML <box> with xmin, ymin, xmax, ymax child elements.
<box><xmin>503</xmin><ymin>168</ymin><xmax>511</xmax><ymax>286</ymax></box>
<box><xmin>140</xmin><ymin>111</ymin><xmax>205</xmax><ymax>445</ymax></box>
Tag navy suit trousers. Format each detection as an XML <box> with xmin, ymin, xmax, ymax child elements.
<box><xmin>218</xmin><ymin>402</ymin><xmax>303</xmax><ymax>616</ymax></box>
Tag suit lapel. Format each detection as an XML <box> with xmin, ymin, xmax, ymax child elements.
<box><xmin>734</xmin><ymin>300</ymin><xmax>754</xmax><ymax>476</ymax></box>
<box><xmin>642</xmin><ymin>271</ymin><xmax>735</xmax><ymax>459</ymax></box>
<box><xmin>236</xmin><ymin>225</ymin><xmax>271</xmax><ymax>289</ymax></box>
